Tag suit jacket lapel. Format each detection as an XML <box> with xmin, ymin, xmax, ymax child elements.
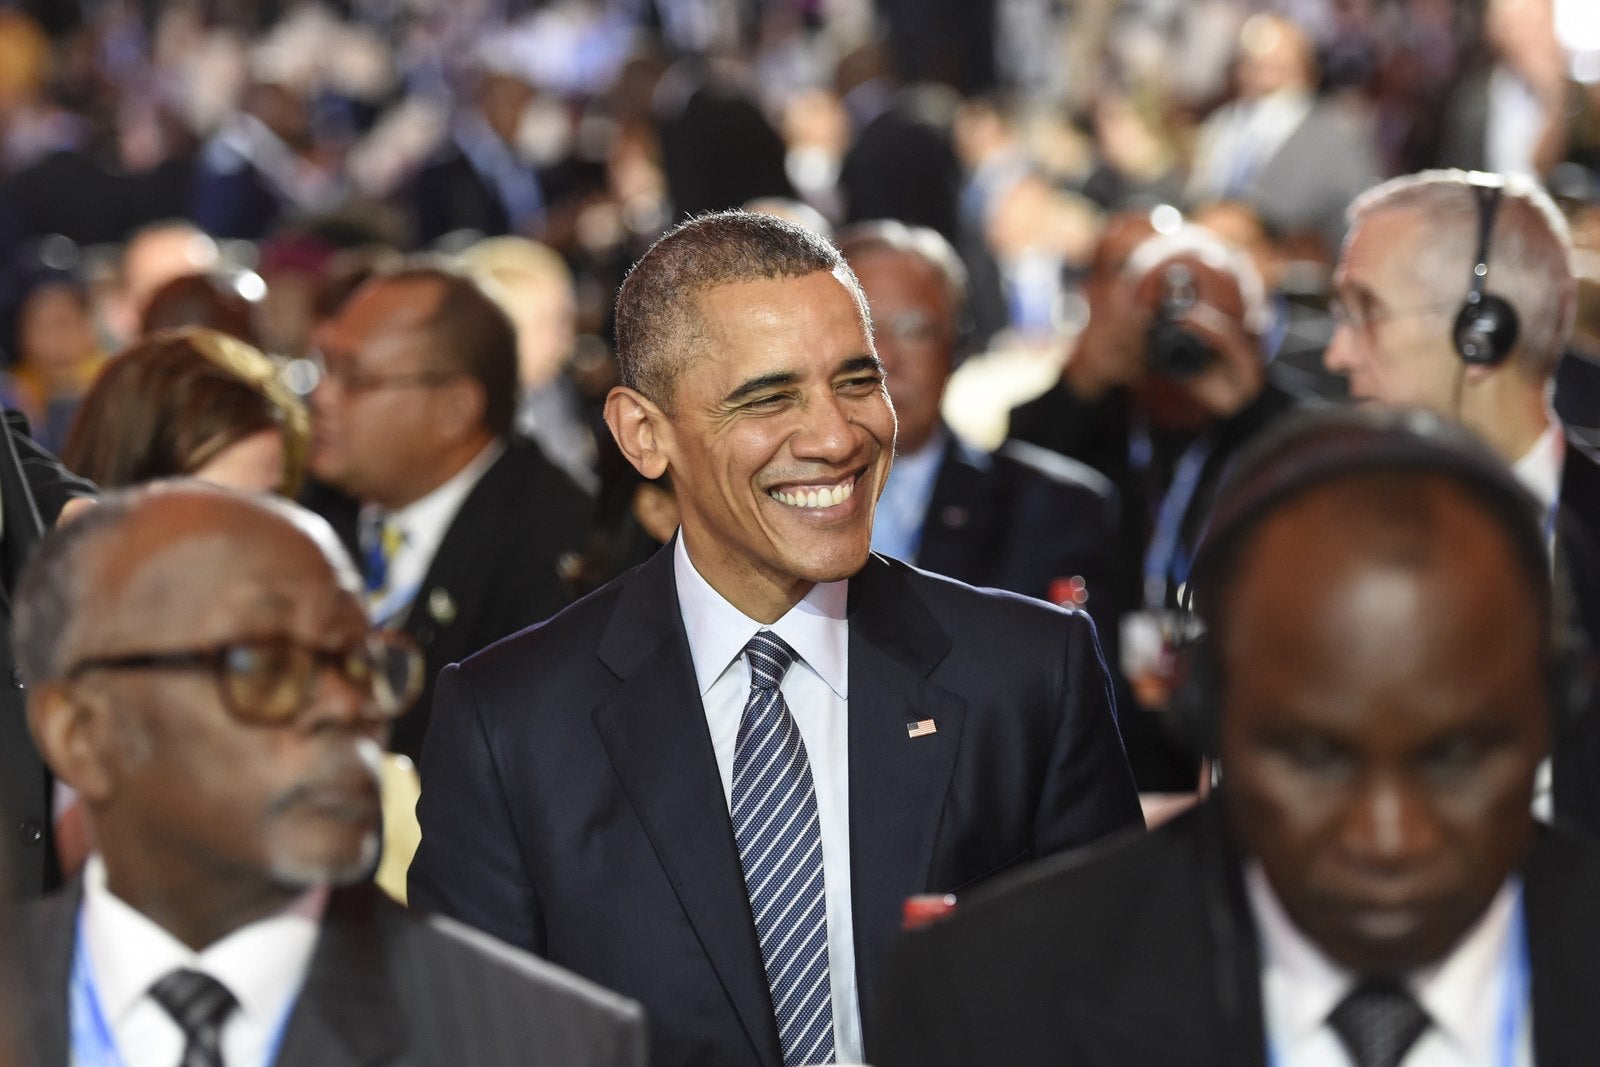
<box><xmin>845</xmin><ymin>555</ymin><xmax>967</xmax><ymax>1030</ymax></box>
<box><xmin>590</xmin><ymin>545</ymin><xmax>783</xmax><ymax>1067</ymax></box>
<box><xmin>915</xmin><ymin>436</ymin><xmax>1002</xmax><ymax>583</ymax></box>
<box><xmin>273</xmin><ymin>886</ymin><xmax>406</xmax><ymax>1066</ymax></box>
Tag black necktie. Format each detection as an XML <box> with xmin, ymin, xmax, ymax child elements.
<box><xmin>1328</xmin><ymin>978</ymin><xmax>1431</xmax><ymax>1067</ymax></box>
<box><xmin>149</xmin><ymin>968</ymin><xmax>237</xmax><ymax>1067</ymax></box>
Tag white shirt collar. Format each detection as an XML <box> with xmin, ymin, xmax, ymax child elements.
<box><xmin>81</xmin><ymin>853</ymin><xmax>326</xmax><ymax>1034</ymax></box>
<box><xmin>1247</xmin><ymin>861</ymin><xmax>1521</xmax><ymax>1055</ymax></box>
<box><xmin>1511</xmin><ymin>421</ymin><xmax>1564</xmax><ymax>513</ymax></box>
<box><xmin>361</xmin><ymin>439</ymin><xmax>505</xmax><ymax>621</ymax></box>
<box><xmin>672</xmin><ymin>532</ymin><xmax>849</xmax><ymax>700</ymax></box>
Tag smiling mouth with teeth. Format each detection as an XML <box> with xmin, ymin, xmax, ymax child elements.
<box><xmin>768</xmin><ymin>479</ymin><xmax>855</xmax><ymax>509</ymax></box>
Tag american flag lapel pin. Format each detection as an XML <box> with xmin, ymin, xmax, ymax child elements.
<box><xmin>906</xmin><ymin>718</ymin><xmax>937</xmax><ymax>739</ymax></box>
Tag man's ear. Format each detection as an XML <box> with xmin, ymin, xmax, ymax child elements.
<box><xmin>605</xmin><ymin>386</ymin><xmax>671</xmax><ymax>480</ymax></box>
<box><xmin>29</xmin><ymin>682</ymin><xmax>116</xmax><ymax>804</ymax></box>
<box><xmin>436</xmin><ymin>375</ymin><xmax>489</xmax><ymax>442</ymax></box>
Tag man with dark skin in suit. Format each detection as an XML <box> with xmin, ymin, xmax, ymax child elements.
<box><xmin>879</xmin><ymin>411</ymin><xmax>1592</xmax><ymax>1066</ymax></box>
<box><xmin>11</xmin><ymin>485</ymin><xmax>644</xmax><ymax>1066</ymax></box>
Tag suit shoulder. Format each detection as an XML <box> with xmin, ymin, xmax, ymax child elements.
<box><xmin>888</xmin><ymin>556</ymin><xmax>1093</xmax><ymax>630</ymax></box>
<box><xmin>899</xmin><ymin>810</ymin><xmax>1204</xmax><ymax>987</ymax></box>
<box><xmin>994</xmin><ymin>438</ymin><xmax>1117</xmax><ymax>504</ymax></box>
<box><xmin>406</xmin><ymin>905</ymin><xmax>644</xmax><ymax>1025</ymax></box>
<box><xmin>458</xmin><ymin>568</ymin><xmax>626</xmax><ymax>676</ymax></box>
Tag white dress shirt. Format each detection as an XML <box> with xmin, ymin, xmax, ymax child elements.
<box><xmin>74</xmin><ymin>854</ymin><xmax>326</xmax><ymax>1067</ymax></box>
<box><xmin>361</xmin><ymin>439</ymin><xmax>505</xmax><ymax>625</ymax></box>
<box><xmin>1248</xmin><ymin>863</ymin><xmax>1531</xmax><ymax>1067</ymax></box>
<box><xmin>673</xmin><ymin>533</ymin><xmax>863</xmax><ymax>1064</ymax></box>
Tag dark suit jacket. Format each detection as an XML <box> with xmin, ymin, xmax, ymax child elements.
<box><xmin>14</xmin><ymin>881</ymin><xmax>647</xmax><ymax>1066</ymax></box>
<box><xmin>915</xmin><ymin>435</ymin><xmax>1118</xmax><ymax>614</ymax></box>
<box><xmin>310</xmin><ymin>436</ymin><xmax>592</xmax><ymax>759</ymax></box>
<box><xmin>409</xmin><ymin>545</ymin><xmax>1143</xmax><ymax>1067</ymax></box>
<box><xmin>1550</xmin><ymin>434</ymin><xmax>1600</xmax><ymax>836</ymax></box>
<box><xmin>876</xmin><ymin>802</ymin><xmax>1600</xmax><ymax>1067</ymax></box>
<box><xmin>0</xmin><ymin>412</ymin><xmax>95</xmax><ymax>895</ymax></box>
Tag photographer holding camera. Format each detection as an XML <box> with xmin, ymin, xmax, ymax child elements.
<box><xmin>1012</xmin><ymin>223</ymin><xmax>1299</xmax><ymax>790</ymax></box>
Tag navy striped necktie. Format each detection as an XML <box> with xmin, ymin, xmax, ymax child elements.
<box><xmin>731</xmin><ymin>630</ymin><xmax>835</xmax><ymax>1066</ymax></box>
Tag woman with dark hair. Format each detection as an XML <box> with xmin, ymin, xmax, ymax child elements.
<box><xmin>62</xmin><ymin>326</ymin><xmax>308</xmax><ymax>495</ymax></box>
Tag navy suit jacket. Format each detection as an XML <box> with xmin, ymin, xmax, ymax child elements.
<box><xmin>915</xmin><ymin>433</ymin><xmax>1119</xmax><ymax>627</ymax></box>
<box><xmin>409</xmin><ymin>544</ymin><xmax>1142</xmax><ymax>1067</ymax></box>
<box><xmin>1550</xmin><ymin>434</ymin><xmax>1600</xmax><ymax>836</ymax></box>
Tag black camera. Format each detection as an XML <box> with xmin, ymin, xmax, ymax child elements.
<box><xmin>1146</xmin><ymin>263</ymin><xmax>1216</xmax><ymax>378</ymax></box>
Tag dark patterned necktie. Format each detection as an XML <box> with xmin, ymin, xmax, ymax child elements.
<box><xmin>149</xmin><ymin>968</ymin><xmax>237</xmax><ymax>1067</ymax></box>
<box><xmin>730</xmin><ymin>631</ymin><xmax>835</xmax><ymax>1066</ymax></box>
<box><xmin>1328</xmin><ymin>978</ymin><xmax>1431</xmax><ymax>1067</ymax></box>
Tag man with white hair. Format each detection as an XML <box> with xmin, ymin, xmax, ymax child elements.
<box><xmin>1324</xmin><ymin>168</ymin><xmax>1600</xmax><ymax>832</ymax></box>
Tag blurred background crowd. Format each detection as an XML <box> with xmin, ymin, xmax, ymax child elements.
<box><xmin>2</xmin><ymin>0</ymin><xmax>1600</xmax><ymax>794</ymax></box>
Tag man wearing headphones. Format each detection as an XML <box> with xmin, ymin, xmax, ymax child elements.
<box><xmin>876</xmin><ymin>407</ymin><xmax>1600</xmax><ymax>1067</ymax></box>
<box><xmin>1323</xmin><ymin>169</ymin><xmax>1600</xmax><ymax>831</ymax></box>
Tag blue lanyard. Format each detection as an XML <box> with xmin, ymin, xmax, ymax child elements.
<box><xmin>1266</xmin><ymin>886</ymin><xmax>1530</xmax><ymax>1067</ymax></box>
<box><xmin>69</xmin><ymin>909</ymin><xmax>299</xmax><ymax>1067</ymax></box>
<box><xmin>1142</xmin><ymin>432</ymin><xmax>1217</xmax><ymax>608</ymax></box>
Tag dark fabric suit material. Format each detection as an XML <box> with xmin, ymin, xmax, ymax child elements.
<box><xmin>876</xmin><ymin>802</ymin><xmax>1600</xmax><ymax>1067</ymax></box>
<box><xmin>409</xmin><ymin>546</ymin><xmax>1143</xmax><ymax>1067</ymax></box>
<box><xmin>1550</xmin><ymin>435</ymin><xmax>1600</xmax><ymax>837</ymax></box>
<box><xmin>915</xmin><ymin>435</ymin><xmax>1118</xmax><ymax>615</ymax></box>
<box><xmin>0</xmin><ymin>411</ymin><xmax>95</xmax><ymax>895</ymax></box>
<box><xmin>15</xmin><ymin>882</ymin><xmax>648</xmax><ymax>1066</ymax></box>
<box><xmin>311</xmin><ymin>436</ymin><xmax>591</xmax><ymax>760</ymax></box>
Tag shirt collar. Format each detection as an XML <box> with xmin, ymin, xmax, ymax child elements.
<box><xmin>673</xmin><ymin>533</ymin><xmax>849</xmax><ymax>700</ymax></box>
<box><xmin>1247</xmin><ymin>861</ymin><xmax>1522</xmax><ymax>1054</ymax></box>
<box><xmin>362</xmin><ymin>439</ymin><xmax>505</xmax><ymax>558</ymax></box>
<box><xmin>81</xmin><ymin>854</ymin><xmax>327</xmax><ymax>1033</ymax></box>
<box><xmin>1511</xmin><ymin>420</ymin><xmax>1564</xmax><ymax>512</ymax></box>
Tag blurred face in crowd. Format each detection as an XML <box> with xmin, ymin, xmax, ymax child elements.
<box><xmin>44</xmin><ymin>492</ymin><xmax>386</xmax><ymax>942</ymax></box>
<box><xmin>619</xmin><ymin>269</ymin><xmax>895</xmax><ymax>623</ymax></box>
<box><xmin>1325</xmin><ymin>208</ymin><xmax>1463</xmax><ymax>412</ymax></box>
<box><xmin>17</xmin><ymin>282</ymin><xmax>96</xmax><ymax>384</ymax></box>
<box><xmin>1217</xmin><ymin>478</ymin><xmax>1547</xmax><ymax>974</ymax></box>
<box><xmin>309</xmin><ymin>277</ymin><xmax>472</xmax><ymax>510</ymax></box>
<box><xmin>848</xmin><ymin>246</ymin><xmax>955</xmax><ymax>456</ymax></box>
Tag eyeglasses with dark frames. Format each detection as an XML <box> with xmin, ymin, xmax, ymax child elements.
<box><xmin>64</xmin><ymin>631</ymin><xmax>424</xmax><ymax>725</ymax></box>
<box><xmin>282</xmin><ymin>348</ymin><xmax>461</xmax><ymax>399</ymax></box>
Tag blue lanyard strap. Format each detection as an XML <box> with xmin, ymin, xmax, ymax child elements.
<box><xmin>1142</xmin><ymin>432</ymin><xmax>1217</xmax><ymax>609</ymax></box>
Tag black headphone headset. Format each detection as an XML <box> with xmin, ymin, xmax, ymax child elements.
<box><xmin>1167</xmin><ymin>407</ymin><xmax>1593</xmax><ymax>759</ymax></box>
<box><xmin>1452</xmin><ymin>175</ymin><xmax>1521</xmax><ymax>367</ymax></box>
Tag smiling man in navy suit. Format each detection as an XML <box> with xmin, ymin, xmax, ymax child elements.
<box><xmin>410</xmin><ymin>210</ymin><xmax>1142</xmax><ymax>1067</ymax></box>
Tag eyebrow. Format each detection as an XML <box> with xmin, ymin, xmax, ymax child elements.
<box><xmin>719</xmin><ymin>354</ymin><xmax>884</xmax><ymax>406</ymax></box>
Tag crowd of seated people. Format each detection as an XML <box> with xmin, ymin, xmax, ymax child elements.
<box><xmin>0</xmin><ymin>0</ymin><xmax>1597</xmax><ymax>1064</ymax></box>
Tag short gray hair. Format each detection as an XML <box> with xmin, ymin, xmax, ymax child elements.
<box><xmin>1347</xmin><ymin>169</ymin><xmax>1576</xmax><ymax>378</ymax></box>
<box><xmin>614</xmin><ymin>211</ymin><xmax>864</xmax><ymax>409</ymax></box>
<box><xmin>13</xmin><ymin>494</ymin><xmax>138</xmax><ymax>685</ymax></box>
<box><xmin>836</xmin><ymin>219</ymin><xmax>970</xmax><ymax>317</ymax></box>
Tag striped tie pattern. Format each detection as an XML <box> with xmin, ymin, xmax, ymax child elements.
<box><xmin>731</xmin><ymin>631</ymin><xmax>835</xmax><ymax>1066</ymax></box>
<box><xmin>149</xmin><ymin>968</ymin><xmax>237</xmax><ymax>1067</ymax></box>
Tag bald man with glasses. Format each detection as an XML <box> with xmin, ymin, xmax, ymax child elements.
<box><xmin>8</xmin><ymin>484</ymin><xmax>644</xmax><ymax>1067</ymax></box>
